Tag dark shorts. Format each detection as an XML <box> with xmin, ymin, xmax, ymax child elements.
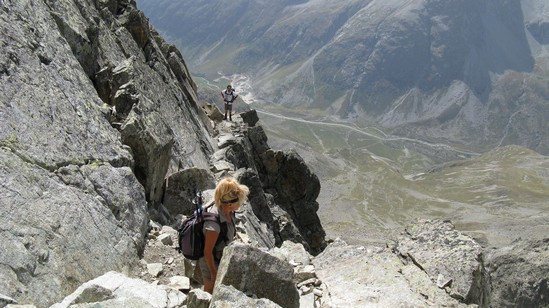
<box><xmin>224</xmin><ymin>102</ymin><xmax>233</xmax><ymax>110</ymax></box>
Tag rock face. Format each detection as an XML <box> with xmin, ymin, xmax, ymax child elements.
<box><xmin>218</xmin><ymin>123</ymin><xmax>327</xmax><ymax>254</ymax></box>
<box><xmin>313</xmin><ymin>238</ymin><xmax>469</xmax><ymax>307</ymax></box>
<box><xmin>50</xmin><ymin>271</ymin><xmax>186</xmax><ymax>308</ymax></box>
<box><xmin>216</xmin><ymin>243</ymin><xmax>300</xmax><ymax>308</ymax></box>
<box><xmin>485</xmin><ymin>238</ymin><xmax>549</xmax><ymax>307</ymax></box>
<box><xmin>395</xmin><ymin>219</ymin><xmax>485</xmax><ymax>304</ymax></box>
<box><xmin>0</xmin><ymin>0</ymin><xmax>325</xmax><ymax>306</ymax></box>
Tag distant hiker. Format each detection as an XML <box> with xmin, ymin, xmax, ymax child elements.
<box><xmin>221</xmin><ymin>85</ymin><xmax>238</xmax><ymax>121</ymax></box>
<box><xmin>199</xmin><ymin>177</ymin><xmax>249</xmax><ymax>293</ymax></box>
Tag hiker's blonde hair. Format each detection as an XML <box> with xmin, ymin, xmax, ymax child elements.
<box><xmin>214</xmin><ymin>177</ymin><xmax>249</xmax><ymax>208</ymax></box>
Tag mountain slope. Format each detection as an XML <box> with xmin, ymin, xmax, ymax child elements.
<box><xmin>261</xmin><ymin>111</ymin><xmax>549</xmax><ymax>249</ymax></box>
<box><xmin>137</xmin><ymin>0</ymin><xmax>549</xmax><ymax>155</ymax></box>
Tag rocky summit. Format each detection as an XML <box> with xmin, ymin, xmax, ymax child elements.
<box><xmin>0</xmin><ymin>1</ymin><xmax>547</xmax><ymax>308</ymax></box>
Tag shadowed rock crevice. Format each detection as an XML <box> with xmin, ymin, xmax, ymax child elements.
<box><xmin>47</xmin><ymin>2</ymin><xmax>102</xmax><ymax>81</ymax></box>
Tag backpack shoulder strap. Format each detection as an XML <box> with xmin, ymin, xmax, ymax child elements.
<box><xmin>201</xmin><ymin>201</ymin><xmax>220</xmax><ymax>223</ymax></box>
<box><xmin>203</xmin><ymin>201</ymin><xmax>215</xmax><ymax>211</ymax></box>
<box><xmin>202</xmin><ymin>203</ymin><xmax>234</xmax><ymax>244</ymax></box>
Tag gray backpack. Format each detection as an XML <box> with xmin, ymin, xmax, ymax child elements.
<box><xmin>177</xmin><ymin>197</ymin><xmax>229</xmax><ymax>260</ymax></box>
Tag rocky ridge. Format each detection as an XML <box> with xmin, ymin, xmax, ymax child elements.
<box><xmin>0</xmin><ymin>0</ymin><xmax>325</xmax><ymax>306</ymax></box>
<box><xmin>10</xmin><ymin>115</ymin><xmax>545</xmax><ymax>308</ymax></box>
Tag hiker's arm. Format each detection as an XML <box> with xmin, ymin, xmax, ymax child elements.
<box><xmin>203</xmin><ymin>230</ymin><xmax>220</xmax><ymax>280</ymax></box>
<box><xmin>220</xmin><ymin>91</ymin><xmax>225</xmax><ymax>99</ymax></box>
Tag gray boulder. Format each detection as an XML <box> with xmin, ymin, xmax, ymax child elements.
<box><xmin>485</xmin><ymin>238</ymin><xmax>549</xmax><ymax>308</ymax></box>
<box><xmin>240</xmin><ymin>109</ymin><xmax>259</xmax><ymax>127</ymax></box>
<box><xmin>395</xmin><ymin>219</ymin><xmax>485</xmax><ymax>304</ymax></box>
<box><xmin>202</xmin><ymin>103</ymin><xmax>224</xmax><ymax>123</ymax></box>
<box><xmin>211</xmin><ymin>285</ymin><xmax>282</xmax><ymax>308</ymax></box>
<box><xmin>215</xmin><ymin>243</ymin><xmax>299</xmax><ymax>308</ymax></box>
<box><xmin>162</xmin><ymin>167</ymin><xmax>215</xmax><ymax>216</ymax></box>
<box><xmin>50</xmin><ymin>271</ymin><xmax>185</xmax><ymax>308</ymax></box>
<box><xmin>246</xmin><ymin>126</ymin><xmax>271</xmax><ymax>155</ymax></box>
<box><xmin>185</xmin><ymin>289</ymin><xmax>211</xmax><ymax>308</ymax></box>
<box><xmin>313</xmin><ymin>238</ymin><xmax>468</xmax><ymax>307</ymax></box>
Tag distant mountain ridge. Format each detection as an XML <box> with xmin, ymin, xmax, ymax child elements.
<box><xmin>137</xmin><ymin>0</ymin><xmax>549</xmax><ymax>155</ymax></box>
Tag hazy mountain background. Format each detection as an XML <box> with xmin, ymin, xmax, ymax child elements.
<box><xmin>137</xmin><ymin>0</ymin><xmax>549</xmax><ymax>154</ymax></box>
<box><xmin>136</xmin><ymin>0</ymin><xmax>549</xmax><ymax>247</ymax></box>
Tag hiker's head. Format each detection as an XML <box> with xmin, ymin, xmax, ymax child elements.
<box><xmin>214</xmin><ymin>177</ymin><xmax>249</xmax><ymax>210</ymax></box>
<box><xmin>227</xmin><ymin>85</ymin><xmax>232</xmax><ymax>90</ymax></box>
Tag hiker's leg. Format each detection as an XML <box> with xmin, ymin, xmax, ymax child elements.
<box><xmin>203</xmin><ymin>277</ymin><xmax>214</xmax><ymax>293</ymax></box>
<box><xmin>223</xmin><ymin>103</ymin><xmax>228</xmax><ymax>120</ymax></box>
<box><xmin>199</xmin><ymin>258</ymin><xmax>215</xmax><ymax>293</ymax></box>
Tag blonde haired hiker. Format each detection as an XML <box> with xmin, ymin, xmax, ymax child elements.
<box><xmin>198</xmin><ymin>177</ymin><xmax>249</xmax><ymax>293</ymax></box>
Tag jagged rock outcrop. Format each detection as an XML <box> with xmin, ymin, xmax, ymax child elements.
<box><xmin>210</xmin><ymin>285</ymin><xmax>282</xmax><ymax>308</ymax></box>
<box><xmin>239</xmin><ymin>109</ymin><xmax>259</xmax><ymax>127</ymax></box>
<box><xmin>205</xmin><ymin>117</ymin><xmax>327</xmax><ymax>255</ymax></box>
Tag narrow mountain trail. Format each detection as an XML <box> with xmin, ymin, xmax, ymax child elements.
<box><xmin>497</xmin><ymin>108</ymin><xmax>524</xmax><ymax>147</ymax></box>
<box><xmin>256</xmin><ymin>108</ymin><xmax>480</xmax><ymax>157</ymax></box>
